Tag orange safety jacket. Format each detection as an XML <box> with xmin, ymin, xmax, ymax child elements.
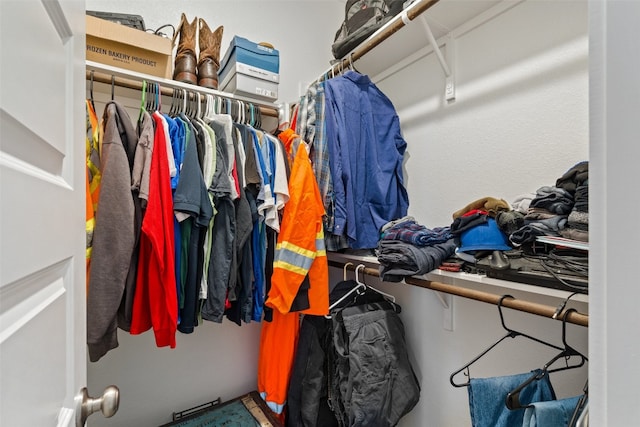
<box><xmin>258</xmin><ymin>130</ymin><xmax>330</xmax><ymax>416</ymax></box>
<box><xmin>265</xmin><ymin>129</ymin><xmax>329</xmax><ymax>316</ymax></box>
<box><xmin>85</xmin><ymin>99</ymin><xmax>100</xmax><ymax>286</ymax></box>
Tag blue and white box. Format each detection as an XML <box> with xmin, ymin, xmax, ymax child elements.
<box><xmin>218</xmin><ymin>36</ymin><xmax>280</xmax><ymax>101</ymax></box>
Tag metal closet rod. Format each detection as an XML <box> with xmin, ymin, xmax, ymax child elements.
<box><xmin>85</xmin><ymin>69</ymin><xmax>279</xmax><ymax>118</ymax></box>
<box><xmin>322</xmin><ymin>0</ymin><xmax>441</xmax><ymax>79</ymax></box>
<box><xmin>329</xmin><ymin>261</ymin><xmax>588</xmax><ymax>327</ymax></box>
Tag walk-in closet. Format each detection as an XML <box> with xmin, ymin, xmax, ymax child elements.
<box><xmin>0</xmin><ymin>0</ymin><xmax>637</xmax><ymax>426</ymax></box>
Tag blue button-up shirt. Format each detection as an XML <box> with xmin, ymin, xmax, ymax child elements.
<box><xmin>324</xmin><ymin>71</ymin><xmax>409</xmax><ymax>249</ymax></box>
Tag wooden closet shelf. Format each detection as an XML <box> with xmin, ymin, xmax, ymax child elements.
<box><xmin>334</xmin><ymin>0</ymin><xmax>441</xmax><ymax>69</ymax></box>
<box><xmin>320</xmin><ymin>0</ymin><xmax>508</xmax><ymax>82</ymax></box>
<box><xmin>327</xmin><ymin>256</ymin><xmax>588</xmax><ymax>327</ymax></box>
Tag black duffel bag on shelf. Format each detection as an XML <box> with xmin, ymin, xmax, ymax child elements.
<box><xmin>331</xmin><ymin>0</ymin><xmax>409</xmax><ymax>60</ymax></box>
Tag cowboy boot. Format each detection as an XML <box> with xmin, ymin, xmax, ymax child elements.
<box><xmin>173</xmin><ymin>13</ymin><xmax>197</xmax><ymax>85</ymax></box>
<box><xmin>197</xmin><ymin>18</ymin><xmax>224</xmax><ymax>89</ymax></box>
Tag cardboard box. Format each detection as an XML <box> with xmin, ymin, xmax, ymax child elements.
<box><xmin>218</xmin><ymin>36</ymin><xmax>280</xmax><ymax>85</ymax></box>
<box><xmin>218</xmin><ymin>36</ymin><xmax>280</xmax><ymax>101</ymax></box>
<box><xmin>221</xmin><ymin>72</ymin><xmax>279</xmax><ymax>102</ymax></box>
<box><xmin>86</xmin><ymin>15</ymin><xmax>172</xmax><ymax>79</ymax></box>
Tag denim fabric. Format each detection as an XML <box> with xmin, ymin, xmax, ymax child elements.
<box><xmin>522</xmin><ymin>395</ymin><xmax>581</xmax><ymax>427</ymax></box>
<box><xmin>332</xmin><ymin>301</ymin><xmax>420</xmax><ymax>426</ymax></box>
<box><xmin>251</xmin><ymin>218</ymin><xmax>266</xmax><ymax>322</ymax></box>
<box><xmin>468</xmin><ymin>370</ymin><xmax>556</xmax><ymax>427</ymax></box>
<box><xmin>377</xmin><ymin>238</ymin><xmax>457</xmax><ymax>282</ymax></box>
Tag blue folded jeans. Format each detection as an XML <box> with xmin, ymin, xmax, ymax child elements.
<box><xmin>522</xmin><ymin>395</ymin><xmax>582</xmax><ymax>427</ymax></box>
<box><xmin>468</xmin><ymin>370</ymin><xmax>556</xmax><ymax>427</ymax></box>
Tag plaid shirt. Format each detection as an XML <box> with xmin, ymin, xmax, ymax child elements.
<box><xmin>299</xmin><ymin>82</ymin><xmax>348</xmax><ymax>251</ymax></box>
<box><xmin>381</xmin><ymin>222</ymin><xmax>453</xmax><ymax>247</ymax></box>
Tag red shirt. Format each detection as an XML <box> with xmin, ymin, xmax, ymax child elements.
<box><xmin>130</xmin><ymin>113</ymin><xmax>178</xmax><ymax>348</ymax></box>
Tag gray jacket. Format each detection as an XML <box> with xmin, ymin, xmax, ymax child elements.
<box><xmin>87</xmin><ymin>101</ymin><xmax>138</xmax><ymax>362</ymax></box>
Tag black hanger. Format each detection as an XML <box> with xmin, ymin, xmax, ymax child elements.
<box><xmin>221</xmin><ymin>97</ymin><xmax>229</xmax><ymax>115</ymax></box>
<box><xmin>505</xmin><ymin>308</ymin><xmax>588</xmax><ymax>409</ymax></box>
<box><xmin>450</xmin><ymin>295</ymin><xmax>564</xmax><ymax>387</ymax></box>
<box><xmin>256</xmin><ymin>106</ymin><xmax>262</xmax><ymax>130</ymax></box>
<box><xmin>145</xmin><ymin>82</ymin><xmax>152</xmax><ymax>112</ymax></box>
<box><xmin>89</xmin><ymin>70</ymin><xmax>96</xmax><ymax>113</ymax></box>
<box><xmin>155</xmin><ymin>83</ymin><xmax>162</xmax><ymax>112</ymax></box>
<box><xmin>110</xmin><ymin>75</ymin><xmax>115</xmax><ymax>100</ymax></box>
<box><xmin>169</xmin><ymin>88</ymin><xmax>177</xmax><ymax>117</ymax></box>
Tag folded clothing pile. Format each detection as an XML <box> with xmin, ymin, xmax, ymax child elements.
<box><xmin>556</xmin><ymin>161</ymin><xmax>589</xmax><ymax>242</ymax></box>
<box><xmin>509</xmin><ymin>186</ymin><xmax>574</xmax><ymax>246</ymax></box>
<box><xmin>509</xmin><ymin>161</ymin><xmax>589</xmax><ymax>245</ymax></box>
<box><xmin>377</xmin><ymin>216</ymin><xmax>456</xmax><ymax>282</ymax></box>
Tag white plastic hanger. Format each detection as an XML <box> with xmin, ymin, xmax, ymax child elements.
<box><xmin>354</xmin><ymin>264</ymin><xmax>396</xmax><ymax>303</ymax></box>
<box><xmin>195</xmin><ymin>92</ymin><xmax>202</xmax><ymax>119</ymax></box>
<box><xmin>325</xmin><ymin>263</ymin><xmax>364</xmax><ymax>318</ymax></box>
<box><xmin>325</xmin><ymin>263</ymin><xmax>397</xmax><ymax>319</ymax></box>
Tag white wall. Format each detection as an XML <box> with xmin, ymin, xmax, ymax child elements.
<box><xmin>377</xmin><ymin>0</ymin><xmax>589</xmax><ymax>228</ymax></box>
<box><xmin>86</xmin><ymin>1</ymin><xmax>591</xmax><ymax>426</ymax></box>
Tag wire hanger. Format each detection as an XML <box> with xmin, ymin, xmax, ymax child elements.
<box><xmin>450</xmin><ymin>295</ymin><xmax>565</xmax><ymax>387</ymax></box>
<box><xmin>505</xmin><ymin>307</ymin><xmax>588</xmax><ymax>410</ymax></box>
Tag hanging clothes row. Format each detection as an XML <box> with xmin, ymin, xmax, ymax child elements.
<box><xmin>284</xmin><ymin>264</ymin><xmax>420</xmax><ymax>427</ymax></box>
<box><xmin>85</xmin><ymin>82</ymin><xmax>292</xmax><ymax>363</ymax></box>
<box><xmin>293</xmin><ymin>66</ymin><xmax>410</xmax><ymax>250</ymax></box>
<box><xmin>257</xmin><ymin>68</ymin><xmax>413</xmax><ymax>420</ymax></box>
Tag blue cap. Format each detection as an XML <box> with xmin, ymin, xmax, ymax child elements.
<box><xmin>457</xmin><ymin>218</ymin><xmax>512</xmax><ymax>253</ymax></box>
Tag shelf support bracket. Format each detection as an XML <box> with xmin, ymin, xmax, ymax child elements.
<box><xmin>435</xmin><ymin>291</ymin><xmax>454</xmax><ymax>331</ymax></box>
<box><xmin>413</xmin><ymin>13</ymin><xmax>456</xmax><ymax>102</ymax></box>
<box><xmin>401</xmin><ymin>278</ymin><xmax>454</xmax><ymax>331</ymax></box>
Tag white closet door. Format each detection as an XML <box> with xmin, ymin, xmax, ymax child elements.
<box><xmin>0</xmin><ymin>1</ymin><xmax>88</xmax><ymax>426</ymax></box>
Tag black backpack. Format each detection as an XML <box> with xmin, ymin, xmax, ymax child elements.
<box><xmin>331</xmin><ymin>0</ymin><xmax>407</xmax><ymax>60</ymax></box>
